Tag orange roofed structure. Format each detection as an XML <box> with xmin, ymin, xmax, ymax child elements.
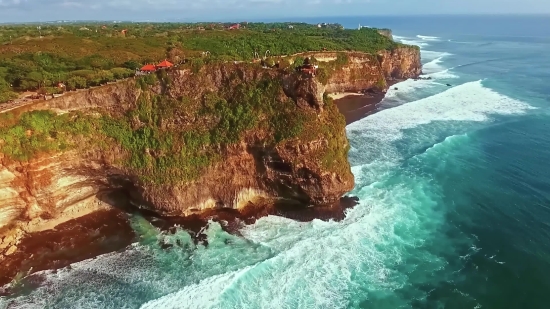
<box><xmin>140</xmin><ymin>64</ymin><xmax>157</xmax><ymax>72</ymax></box>
<box><xmin>156</xmin><ymin>60</ymin><xmax>174</xmax><ymax>69</ymax></box>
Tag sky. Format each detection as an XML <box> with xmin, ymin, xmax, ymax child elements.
<box><xmin>0</xmin><ymin>0</ymin><xmax>549</xmax><ymax>23</ymax></box>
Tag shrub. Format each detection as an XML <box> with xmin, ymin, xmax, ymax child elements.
<box><xmin>190</xmin><ymin>58</ymin><xmax>204</xmax><ymax>74</ymax></box>
<box><xmin>110</xmin><ymin>67</ymin><xmax>134</xmax><ymax>79</ymax></box>
<box><xmin>316</xmin><ymin>67</ymin><xmax>330</xmax><ymax>85</ymax></box>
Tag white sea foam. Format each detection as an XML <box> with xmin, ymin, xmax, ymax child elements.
<box><xmin>399</xmin><ymin>38</ymin><xmax>429</xmax><ymax>47</ymax></box>
<box><xmin>384</xmin><ymin>78</ymin><xmax>439</xmax><ymax>100</ymax></box>
<box><xmin>394</xmin><ymin>34</ymin><xmax>429</xmax><ymax>47</ymax></box>
<box><xmin>348</xmin><ymin>80</ymin><xmax>534</xmax><ymax>143</ymax></box>
<box><xmin>422</xmin><ymin>50</ymin><xmax>452</xmax><ymax>62</ymax></box>
<box><xmin>417</xmin><ymin>35</ymin><xmax>441</xmax><ymax>41</ymax></box>
<box><xmin>422</xmin><ymin>57</ymin><xmax>445</xmax><ymax>74</ymax></box>
<box><xmin>346</xmin><ymin>80</ymin><xmax>535</xmax><ymax>178</ymax></box>
<box><xmin>140</xmin><ymin>266</ymin><xmax>255</xmax><ymax>309</ymax></box>
<box><xmin>397</xmin><ymin>34</ymin><xmax>442</xmax><ymax>47</ymax></box>
<box><xmin>423</xmin><ymin>68</ymin><xmax>459</xmax><ymax>79</ymax></box>
<box><xmin>419</xmin><ymin>51</ymin><xmax>458</xmax><ymax>79</ymax></box>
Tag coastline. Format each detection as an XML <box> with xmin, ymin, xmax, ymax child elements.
<box><xmin>0</xmin><ymin>81</ymin><xmax>400</xmax><ymax>290</ymax></box>
<box><xmin>334</xmin><ymin>92</ymin><xmax>384</xmax><ymax>125</ymax></box>
<box><xmin>333</xmin><ymin>80</ymin><xmax>400</xmax><ymax>125</ymax></box>
<box><xmin>0</xmin><ymin>195</ymin><xmax>358</xmax><ymax>291</ymax></box>
<box><xmin>0</xmin><ymin>208</ymin><xmax>136</xmax><ymax>292</ymax></box>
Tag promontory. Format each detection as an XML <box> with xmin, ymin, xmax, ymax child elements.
<box><xmin>0</xmin><ymin>22</ymin><xmax>421</xmax><ymax>286</ymax></box>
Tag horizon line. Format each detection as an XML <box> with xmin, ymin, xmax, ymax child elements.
<box><xmin>1</xmin><ymin>13</ymin><xmax>549</xmax><ymax>25</ymax></box>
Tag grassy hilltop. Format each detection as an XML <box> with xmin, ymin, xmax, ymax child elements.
<box><xmin>0</xmin><ymin>22</ymin><xmax>415</xmax><ymax>102</ymax></box>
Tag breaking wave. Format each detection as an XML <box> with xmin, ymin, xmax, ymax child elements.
<box><xmin>417</xmin><ymin>35</ymin><xmax>441</xmax><ymax>41</ymax></box>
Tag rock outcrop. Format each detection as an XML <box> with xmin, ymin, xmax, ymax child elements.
<box><xmin>377</xmin><ymin>29</ymin><xmax>394</xmax><ymax>41</ymax></box>
<box><xmin>295</xmin><ymin>46</ymin><xmax>421</xmax><ymax>94</ymax></box>
<box><xmin>378</xmin><ymin>47</ymin><xmax>422</xmax><ymax>80</ymax></box>
<box><xmin>0</xmin><ymin>48</ymin><xmax>421</xmax><ymax>266</ymax></box>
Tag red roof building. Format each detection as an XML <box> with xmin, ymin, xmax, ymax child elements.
<box><xmin>140</xmin><ymin>64</ymin><xmax>157</xmax><ymax>72</ymax></box>
<box><xmin>229</xmin><ymin>24</ymin><xmax>240</xmax><ymax>30</ymax></box>
<box><xmin>156</xmin><ymin>60</ymin><xmax>174</xmax><ymax>69</ymax></box>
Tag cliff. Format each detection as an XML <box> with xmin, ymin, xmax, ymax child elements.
<box><xmin>377</xmin><ymin>29</ymin><xmax>394</xmax><ymax>41</ymax></box>
<box><xmin>0</xmin><ymin>47</ymin><xmax>421</xmax><ymax>263</ymax></box>
<box><xmin>289</xmin><ymin>47</ymin><xmax>421</xmax><ymax>93</ymax></box>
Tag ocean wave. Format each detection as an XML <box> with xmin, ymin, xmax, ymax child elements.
<box><xmin>399</xmin><ymin>38</ymin><xmax>429</xmax><ymax>47</ymax></box>
<box><xmin>417</xmin><ymin>35</ymin><xmax>441</xmax><ymax>41</ymax></box>
<box><xmin>140</xmin><ymin>172</ymin><xmax>452</xmax><ymax>308</ymax></box>
<box><xmin>346</xmin><ymin>80</ymin><xmax>535</xmax><ymax>171</ymax></box>
<box><xmin>422</xmin><ymin>56</ymin><xmax>446</xmax><ymax>74</ymax></box>
<box><xmin>422</xmin><ymin>50</ymin><xmax>452</xmax><ymax>61</ymax></box>
<box><xmin>140</xmin><ymin>266</ymin><xmax>255</xmax><ymax>309</ymax></box>
<box><xmin>394</xmin><ymin>35</ymin><xmax>429</xmax><ymax>47</ymax></box>
<box><xmin>348</xmin><ymin>80</ymin><xmax>534</xmax><ymax>139</ymax></box>
<box><xmin>418</xmin><ymin>51</ymin><xmax>458</xmax><ymax>79</ymax></box>
<box><xmin>421</xmin><ymin>68</ymin><xmax>459</xmax><ymax>80</ymax></box>
<box><xmin>384</xmin><ymin>78</ymin><xmax>439</xmax><ymax>100</ymax></box>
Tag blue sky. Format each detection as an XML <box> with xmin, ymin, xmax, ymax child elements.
<box><xmin>0</xmin><ymin>0</ymin><xmax>549</xmax><ymax>23</ymax></box>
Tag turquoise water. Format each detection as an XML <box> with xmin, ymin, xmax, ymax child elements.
<box><xmin>2</xmin><ymin>15</ymin><xmax>550</xmax><ymax>308</ymax></box>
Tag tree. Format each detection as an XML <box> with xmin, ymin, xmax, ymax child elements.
<box><xmin>110</xmin><ymin>67</ymin><xmax>134</xmax><ymax>79</ymax></box>
<box><xmin>0</xmin><ymin>79</ymin><xmax>18</xmax><ymax>103</ymax></box>
<box><xmin>123</xmin><ymin>60</ymin><xmax>141</xmax><ymax>70</ymax></box>
<box><xmin>66</xmin><ymin>76</ymin><xmax>87</xmax><ymax>90</ymax></box>
<box><xmin>26</xmin><ymin>71</ymin><xmax>44</xmax><ymax>89</ymax></box>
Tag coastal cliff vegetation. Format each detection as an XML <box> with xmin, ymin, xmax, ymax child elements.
<box><xmin>0</xmin><ymin>68</ymin><xmax>346</xmax><ymax>185</ymax></box>
<box><xmin>0</xmin><ymin>22</ymin><xmax>417</xmax><ymax>101</ymax></box>
<box><xmin>0</xmin><ymin>21</ymin><xmax>423</xmax><ymax>287</ymax></box>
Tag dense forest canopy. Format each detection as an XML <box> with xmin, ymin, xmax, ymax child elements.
<box><xmin>0</xmin><ymin>22</ymin><xmax>416</xmax><ymax>102</ymax></box>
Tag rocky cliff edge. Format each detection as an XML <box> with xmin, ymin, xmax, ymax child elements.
<box><xmin>0</xmin><ymin>47</ymin><xmax>421</xmax><ymax>260</ymax></box>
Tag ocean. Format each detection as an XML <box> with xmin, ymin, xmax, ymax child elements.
<box><xmin>2</xmin><ymin>15</ymin><xmax>550</xmax><ymax>308</ymax></box>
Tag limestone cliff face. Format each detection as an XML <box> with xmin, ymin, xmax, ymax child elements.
<box><xmin>378</xmin><ymin>47</ymin><xmax>422</xmax><ymax>80</ymax></box>
<box><xmin>377</xmin><ymin>29</ymin><xmax>394</xmax><ymax>40</ymax></box>
<box><xmin>0</xmin><ymin>62</ymin><xmax>353</xmax><ymax>255</ymax></box>
<box><xmin>304</xmin><ymin>47</ymin><xmax>421</xmax><ymax>93</ymax></box>
<box><xmin>0</xmin><ymin>48</ymin><xmax>420</xmax><ymax>257</ymax></box>
<box><xmin>32</xmin><ymin>81</ymin><xmax>141</xmax><ymax>112</ymax></box>
<box><xmin>0</xmin><ymin>151</ymin><xmax>113</xmax><ymax>255</ymax></box>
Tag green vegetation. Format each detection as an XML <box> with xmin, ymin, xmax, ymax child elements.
<box><xmin>0</xmin><ymin>22</ymin><xmax>416</xmax><ymax>103</ymax></box>
<box><xmin>0</xmin><ymin>78</ymin><xmax>18</xmax><ymax>102</ymax></box>
<box><xmin>317</xmin><ymin>97</ymin><xmax>349</xmax><ymax>172</ymax></box>
<box><xmin>0</xmin><ymin>110</ymin><xmax>92</xmax><ymax>161</ymax></box>
<box><xmin>0</xmin><ymin>68</ymin><xmax>341</xmax><ymax>183</ymax></box>
<box><xmin>376</xmin><ymin>78</ymin><xmax>387</xmax><ymax>89</ymax></box>
<box><xmin>311</xmin><ymin>52</ymin><xmax>351</xmax><ymax>85</ymax></box>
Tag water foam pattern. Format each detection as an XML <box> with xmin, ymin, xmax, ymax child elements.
<box><xmin>137</xmin><ymin>80</ymin><xmax>534</xmax><ymax>308</ymax></box>
<box><xmin>0</xmin><ymin>31</ymin><xmax>539</xmax><ymax>309</ymax></box>
<box><xmin>348</xmin><ymin>79</ymin><xmax>535</xmax><ymax>191</ymax></box>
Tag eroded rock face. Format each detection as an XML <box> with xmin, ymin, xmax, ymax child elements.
<box><xmin>303</xmin><ymin>47</ymin><xmax>421</xmax><ymax>94</ymax></box>
<box><xmin>282</xmin><ymin>74</ymin><xmax>326</xmax><ymax>110</ymax></box>
<box><xmin>0</xmin><ymin>48</ymin><xmax>420</xmax><ymax>259</ymax></box>
<box><xmin>378</xmin><ymin>47</ymin><xmax>422</xmax><ymax>80</ymax></box>
<box><xmin>31</xmin><ymin>81</ymin><xmax>141</xmax><ymax>112</ymax></box>
<box><xmin>0</xmin><ymin>152</ymin><xmax>113</xmax><ymax>257</ymax></box>
<box><xmin>0</xmin><ymin>67</ymin><xmax>353</xmax><ymax>256</ymax></box>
